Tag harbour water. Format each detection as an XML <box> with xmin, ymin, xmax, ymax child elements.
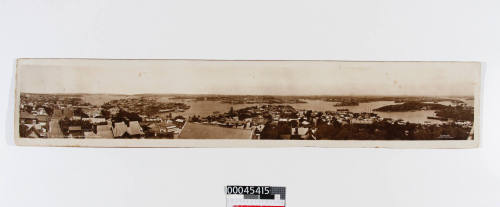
<box><xmin>159</xmin><ymin>98</ymin><xmax>449</xmax><ymax>124</ymax></box>
<box><xmin>80</xmin><ymin>94</ymin><xmax>472</xmax><ymax>124</ymax></box>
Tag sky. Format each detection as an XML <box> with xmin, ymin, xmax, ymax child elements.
<box><xmin>17</xmin><ymin>59</ymin><xmax>480</xmax><ymax>96</ymax></box>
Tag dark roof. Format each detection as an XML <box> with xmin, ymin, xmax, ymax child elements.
<box><xmin>20</xmin><ymin>111</ymin><xmax>36</xmax><ymax>119</ymax></box>
<box><xmin>20</xmin><ymin>124</ymin><xmax>41</xmax><ymax>138</ymax></box>
<box><xmin>25</xmin><ymin>127</ymin><xmax>41</xmax><ymax>138</ymax></box>
<box><xmin>178</xmin><ymin>123</ymin><xmax>252</xmax><ymax>139</ymax></box>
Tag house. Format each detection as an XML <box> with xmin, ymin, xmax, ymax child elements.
<box><xmin>96</xmin><ymin>125</ymin><xmax>113</xmax><ymax>138</ymax></box>
<box><xmin>68</xmin><ymin>126</ymin><xmax>83</xmax><ymax>138</ymax></box>
<box><xmin>82</xmin><ymin>117</ymin><xmax>106</xmax><ymax>124</ymax></box>
<box><xmin>84</xmin><ymin>125</ymin><xmax>113</xmax><ymax>138</ymax></box>
<box><xmin>112</xmin><ymin>121</ymin><xmax>144</xmax><ymax>138</ymax></box>
<box><xmin>126</xmin><ymin>121</ymin><xmax>145</xmax><ymax>138</ymax></box>
<box><xmin>291</xmin><ymin>127</ymin><xmax>314</xmax><ymax>139</ymax></box>
<box><xmin>112</xmin><ymin>122</ymin><xmax>128</xmax><ymax>138</ymax></box>
<box><xmin>145</xmin><ymin>122</ymin><xmax>174</xmax><ymax>138</ymax></box>
<box><xmin>20</xmin><ymin>111</ymin><xmax>37</xmax><ymax>124</ymax></box>
<box><xmin>23</xmin><ymin>125</ymin><xmax>43</xmax><ymax>138</ymax></box>
<box><xmin>71</xmin><ymin>116</ymin><xmax>82</xmax><ymax>121</ymax></box>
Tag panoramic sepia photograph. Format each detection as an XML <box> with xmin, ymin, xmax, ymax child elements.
<box><xmin>14</xmin><ymin>59</ymin><xmax>481</xmax><ymax>147</ymax></box>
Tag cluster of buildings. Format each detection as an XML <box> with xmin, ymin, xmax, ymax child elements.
<box><xmin>18</xmin><ymin>94</ymin><xmax>74</xmax><ymax>138</ymax></box>
<box><xmin>19</xmin><ymin>94</ymin><xmax>474</xmax><ymax>140</ymax></box>
<box><xmin>183</xmin><ymin>104</ymin><xmax>474</xmax><ymax>140</ymax></box>
<box><xmin>184</xmin><ymin>105</ymin><xmax>388</xmax><ymax>139</ymax></box>
<box><xmin>19</xmin><ymin>94</ymin><xmax>186</xmax><ymax>139</ymax></box>
<box><xmin>19</xmin><ymin>110</ymin><xmax>50</xmax><ymax>138</ymax></box>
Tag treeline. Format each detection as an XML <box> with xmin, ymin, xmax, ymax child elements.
<box><xmin>260</xmin><ymin>120</ymin><xmax>471</xmax><ymax>140</ymax></box>
<box><xmin>435</xmin><ymin>107</ymin><xmax>474</xmax><ymax>121</ymax></box>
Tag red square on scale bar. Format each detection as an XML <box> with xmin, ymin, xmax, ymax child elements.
<box><xmin>233</xmin><ymin>206</ymin><xmax>285</xmax><ymax>207</ymax></box>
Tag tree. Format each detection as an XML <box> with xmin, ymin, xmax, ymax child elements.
<box><xmin>261</xmin><ymin>124</ymin><xmax>279</xmax><ymax>139</ymax></box>
<box><xmin>316</xmin><ymin>123</ymin><xmax>338</xmax><ymax>139</ymax></box>
<box><xmin>24</xmin><ymin>105</ymin><xmax>33</xmax><ymax>112</ymax></box>
<box><xmin>43</xmin><ymin>106</ymin><xmax>54</xmax><ymax>116</ymax></box>
<box><xmin>114</xmin><ymin>109</ymin><xmax>141</xmax><ymax>122</ymax></box>
<box><xmin>74</xmin><ymin>108</ymin><xmax>89</xmax><ymax>118</ymax></box>
<box><xmin>81</xmin><ymin>121</ymin><xmax>93</xmax><ymax>131</ymax></box>
<box><xmin>335</xmin><ymin>125</ymin><xmax>354</xmax><ymax>140</ymax></box>
<box><xmin>277</xmin><ymin>122</ymin><xmax>291</xmax><ymax>136</ymax></box>
<box><xmin>101</xmin><ymin>109</ymin><xmax>111</xmax><ymax>119</ymax></box>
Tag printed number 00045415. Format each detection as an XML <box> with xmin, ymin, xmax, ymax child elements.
<box><xmin>226</xmin><ymin>186</ymin><xmax>270</xmax><ymax>195</ymax></box>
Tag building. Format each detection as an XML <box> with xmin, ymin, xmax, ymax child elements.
<box><xmin>22</xmin><ymin>125</ymin><xmax>44</xmax><ymax>138</ymax></box>
<box><xmin>68</xmin><ymin>126</ymin><xmax>83</xmax><ymax>138</ymax></box>
<box><xmin>36</xmin><ymin>115</ymin><xmax>50</xmax><ymax>126</ymax></box>
<box><xmin>20</xmin><ymin>111</ymin><xmax>37</xmax><ymax>124</ymax></box>
<box><xmin>82</xmin><ymin>117</ymin><xmax>106</xmax><ymax>124</ymax></box>
<box><xmin>291</xmin><ymin>127</ymin><xmax>312</xmax><ymax>139</ymax></box>
<box><xmin>112</xmin><ymin>121</ymin><xmax>144</xmax><ymax>138</ymax></box>
<box><xmin>96</xmin><ymin>125</ymin><xmax>113</xmax><ymax>138</ymax></box>
<box><xmin>84</xmin><ymin>131</ymin><xmax>100</xmax><ymax>138</ymax></box>
<box><xmin>126</xmin><ymin>121</ymin><xmax>145</xmax><ymax>138</ymax></box>
<box><xmin>112</xmin><ymin>122</ymin><xmax>128</xmax><ymax>138</ymax></box>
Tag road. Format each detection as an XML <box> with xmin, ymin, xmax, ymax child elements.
<box><xmin>48</xmin><ymin>118</ymin><xmax>64</xmax><ymax>138</ymax></box>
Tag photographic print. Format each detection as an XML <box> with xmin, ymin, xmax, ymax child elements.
<box><xmin>14</xmin><ymin>59</ymin><xmax>481</xmax><ymax>148</ymax></box>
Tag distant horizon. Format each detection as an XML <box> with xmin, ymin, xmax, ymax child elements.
<box><xmin>19</xmin><ymin>91</ymin><xmax>474</xmax><ymax>98</ymax></box>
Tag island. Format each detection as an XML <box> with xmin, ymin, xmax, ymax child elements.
<box><xmin>374</xmin><ymin>101</ymin><xmax>474</xmax><ymax>121</ymax></box>
<box><xmin>373</xmin><ymin>101</ymin><xmax>447</xmax><ymax>112</ymax></box>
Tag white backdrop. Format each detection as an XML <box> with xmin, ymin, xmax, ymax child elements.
<box><xmin>1</xmin><ymin>0</ymin><xmax>499</xmax><ymax>206</ymax></box>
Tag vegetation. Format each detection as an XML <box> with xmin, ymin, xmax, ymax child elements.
<box><xmin>112</xmin><ymin>109</ymin><xmax>142</xmax><ymax>123</ymax></box>
<box><xmin>435</xmin><ymin>106</ymin><xmax>474</xmax><ymax>121</ymax></box>
<box><xmin>374</xmin><ymin>101</ymin><xmax>447</xmax><ymax>112</ymax></box>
